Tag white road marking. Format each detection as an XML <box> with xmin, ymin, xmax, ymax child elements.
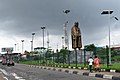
<box><xmin>11</xmin><ymin>73</ymin><xmax>26</xmax><ymax>80</ymax></box>
<box><xmin>3</xmin><ymin>77</ymin><xmax>9</xmax><ymax>80</ymax></box>
<box><xmin>0</xmin><ymin>68</ymin><xmax>9</xmax><ymax>76</ymax></box>
<box><xmin>0</xmin><ymin>71</ymin><xmax>8</xmax><ymax>80</ymax></box>
<box><xmin>0</xmin><ymin>68</ymin><xmax>25</xmax><ymax>80</ymax></box>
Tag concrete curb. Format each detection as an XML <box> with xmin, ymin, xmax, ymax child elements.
<box><xmin>28</xmin><ymin>65</ymin><xmax>120</xmax><ymax>73</ymax></box>
<box><xmin>27</xmin><ymin>65</ymin><xmax>120</xmax><ymax>80</ymax></box>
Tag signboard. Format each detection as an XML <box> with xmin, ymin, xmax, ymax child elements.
<box><xmin>1</xmin><ymin>47</ymin><xmax>13</xmax><ymax>52</ymax></box>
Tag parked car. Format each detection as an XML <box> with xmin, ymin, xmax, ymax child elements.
<box><xmin>2</xmin><ymin>58</ymin><xmax>7</xmax><ymax>65</ymax></box>
<box><xmin>0</xmin><ymin>59</ymin><xmax>2</xmax><ymax>63</ymax></box>
<box><xmin>7</xmin><ymin>59</ymin><xmax>14</xmax><ymax>66</ymax></box>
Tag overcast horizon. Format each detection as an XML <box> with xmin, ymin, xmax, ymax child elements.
<box><xmin>0</xmin><ymin>0</ymin><xmax>120</xmax><ymax>53</ymax></box>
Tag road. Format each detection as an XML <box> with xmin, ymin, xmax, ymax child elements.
<box><xmin>0</xmin><ymin>63</ymin><xmax>110</xmax><ymax>80</ymax></box>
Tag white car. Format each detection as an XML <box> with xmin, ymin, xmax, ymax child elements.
<box><xmin>0</xmin><ymin>59</ymin><xmax>2</xmax><ymax>63</ymax></box>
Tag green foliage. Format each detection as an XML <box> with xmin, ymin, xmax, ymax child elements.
<box><xmin>112</xmin><ymin>56</ymin><xmax>120</xmax><ymax>61</ymax></box>
<box><xmin>84</xmin><ymin>44</ymin><xmax>95</xmax><ymax>51</ymax></box>
<box><xmin>58</xmin><ymin>49</ymin><xmax>69</xmax><ymax>63</ymax></box>
<box><xmin>111</xmin><ymin>50</ymin><xmax>118</xmax><ymax>57</ymax></box>
<box><xmin>34</xmin><ymin>55</ymin><xmax>39</xmax><ymax>60</ymax></box>
<box><xmin>96</xmin><ymin>48</ymin><xmax>106</xmax><ymax>61</ymax></box>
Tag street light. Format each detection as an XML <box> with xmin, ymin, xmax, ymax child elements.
<box><xmin>61</xmin><ymin>37</ymin><xmax>64</xmax><ymax>49</ymax></box>
<box><xmin>31</xmin><ymin>32</ymin><xmax>35</xmax><ymax>51</ymax></box>
<box><xmin>41</xmin><ymin>27</ymin><xmax>46</xmax><ymax>48</ymax></box>
<box><xmin>101</xmin><ymin>10</ymin><xmax>118</xmax><ymax>64</ymax></box>
<box><xmin>41</xmin><ymin>26</ymin><xmax>46</xmax><ymax>63</ymax></box>
<box><xmin>21</xmin><ymin>40</ymin><xmax>24</xmax><ymax>54</ymax></box>
<box><xmin>63</xmin><ymin>10</ymin><xmax>70</xmax><ymax>14</ymax></box>
<box><xmin>14</xmin><ymin>44</ymin><xmax>16</xmax><ymax>51</ymax></box>
<box><xmin>63</xmin><ymin>10</ymin><xmax>70</xmax><ymax>49</ymax></box>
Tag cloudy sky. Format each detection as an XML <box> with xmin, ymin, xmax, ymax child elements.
<box><xmin>0</xmin><ymin>0</ymin><xmax>120</xmax><ymax>52</ymax></box>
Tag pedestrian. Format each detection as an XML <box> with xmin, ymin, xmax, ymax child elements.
<box><xmin>94</xmin><ymin>56</ymin><xmax>100</xmax><ymax>72</ymax></box>
<box><xmin>88</xmin><ymin>57</ymin><xmax>94</xmax><ymax>73</ymax></box>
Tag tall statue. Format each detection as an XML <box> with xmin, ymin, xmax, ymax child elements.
<box><xmin>71</xmin><ymin>22</ymin><xmax>82</xmax><ymax>50</ymax></box>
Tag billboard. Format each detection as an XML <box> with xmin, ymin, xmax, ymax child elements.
<box><xmin>1</xmin><ymin>47</ymin><xmax>13</xmax><ymax>52</ymax></box>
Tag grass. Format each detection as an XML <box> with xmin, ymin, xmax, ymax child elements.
<box><xmin>19</xmin><ymin>60</ymin><xmax>120</xmax><ymax>70</ymax></box>
<box><xmin>100</xmin><ymin>63</ymin><xmax>120</xmax><ymax>70</ymax></box>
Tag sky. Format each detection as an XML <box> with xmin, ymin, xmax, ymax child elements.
<box><xmin>0</xmin><ymin>0</ymin><xmax>120</xmax><ymax>53</ymax></box>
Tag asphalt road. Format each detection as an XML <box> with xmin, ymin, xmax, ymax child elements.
<box><xmin>0</xmin><ymin>63</ymin><xmax>110</xmax><ymax>80</ymax></box>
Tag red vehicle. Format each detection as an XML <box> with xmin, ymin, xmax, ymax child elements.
<box><xmin>2</xmin><ymin>58</ymin><xmax>7</xmax><ymax>65</ymax></box>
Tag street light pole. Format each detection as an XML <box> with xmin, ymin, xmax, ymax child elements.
<box><xmin>61</xmin><ymin>37</ymin><xmax>64</xmax><ymax>49</ymax></box>
<box><xmin>41</xmin><ymin>27</ymin><xmax>46</xmax><ymax>63</ymax></box>
<box><xmin>63</xmin><ymin>10</ymin><xmax>70</xmax><ymax>49</ymax></box>
<box><xmin>101</xmin><ymin>10</ymin><xmax>118</xmax><ymax>64</ymax></box>
<box><xmin>41</xmin><ymin>27</ymin><xmax>45</xmax><ymax>48</ymax></box>
<box><xmin>31</xmin><ymin>32</ymin><xmax>35</xmax><ymax>51</ymax></box>
<box><xmin>101</xmin><ymin>10</ymin><xmax>113</xmax><ymax>65</ymax></box>
<box><xmin>21</xmin><ymin>40</ymin><xmax>24</xmax><ymax>54</ymax></box>
<box><xmin>14</xmin><ymin>44</ymin><xmax>16</xmax><ymax>51</ymax></box>
<box><xmin>47</xmin><ymin>31</ymin><xmax>49</xmax><ymax>49</ymax></box>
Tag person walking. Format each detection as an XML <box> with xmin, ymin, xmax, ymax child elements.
<box><xmin>88</xmin><ymin>57</ymin><xmax>94</xmax><ymax>73</ymax></box>
<box><xmin>94</xmin><ymin>56</ymin><xmax>100</xmax><ymax>72</ymax></box>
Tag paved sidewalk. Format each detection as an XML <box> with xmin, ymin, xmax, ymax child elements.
<box><xmin>69</xmin><ymin>69</ymin><xmax>120</xmax><ymax>76</ymax></box>
<box><xmin>59</xmin><ymin>68</ymin><xmax>120</xmax><ymax>80</ymax></box>
<box><xmin>28</xmin><ymin>65</ymin><xmax>120</xmax><ymax>80</ymax></box>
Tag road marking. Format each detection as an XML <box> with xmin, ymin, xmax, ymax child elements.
<box><xmin>0</xmin><ymin>71</ymin><xmax>8</xmax><ymax>80</ymax></box>
<box><xmin>0</xmin><ymin>68</ymin><xmax>9</xmax><ymax>76</ymax></box>
<box><xmin>0</xmin><ymin>68</ymin><xmax>25</xmax><ymax>80</ymax></box>
<box><xmin>3</xmin><ymin>77</ymin><xmax>8</xmax><ymax>80</ymax></box>
<box><xmin>11</xmin><ymin>73</ymin><xmax>26</xmax><ymax>80</ymax></box>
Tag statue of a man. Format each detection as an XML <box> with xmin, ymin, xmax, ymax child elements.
<box><xmin>71</xmin><ymin>22</ymin><xmax>82</xmax><ymax>50</ymax></box>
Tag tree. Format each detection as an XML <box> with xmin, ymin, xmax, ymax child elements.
<box><xmin>96</xmin><ymin>48</ymin><xmax>106</xmax><ymax>63</ymax></box>
<box><xmin>84</xmin><ymin>44</ymin><xmax>95</xmax><ymax>56</ymax></box>
<box><xmin>59</xmin><ymin>49</ymin><xmax>69</xmax><ymax>63</ymax></box>
<box><xmin>84</xmin><ymin>44</ymin><xmax>95</xmax><ymax>51</ymax></box>
<box><xmin>24</xmin><ymin>50</ymin><xmax>30</xmax><ymax>60</ymax></box>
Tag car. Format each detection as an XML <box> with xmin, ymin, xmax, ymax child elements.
<box><xmin>7</xmin><ymin>59</ymin><xmax>14</xmax><ymax>66</ymax></box>
<box><xmin>0</xmin><ymin>59</ymin><xmax>2</xmax><ymax>63</ymax></box>
<box><xmin>2</xmin><ymin>58</ymin><xmax>7</xmax><ymax>65</ymax></box>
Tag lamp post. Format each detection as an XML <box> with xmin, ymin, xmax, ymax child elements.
<box><xmin>14</xmin><ymin>44</ymin><xmax>16</xmax><ymax>51</ymax></box>
<box><xmin>31</xmin><ymin>32</ymin><xmax>35</xmax><ymax>51</ymax></box>
<box><xmin>41</xmin><ymin>27</ymin><xmax>45</xmax><ymax>48</ymax></box>
<box><xmin>63</xmin><ymin>10</ymin><xmax>70</xmax><ymax>49</ymax></box>
<box><xmin>61</xmin><ymin>37</ymin><xmax>64</xmax><ymax>49</ymax></box>
<box><xmin>101</xmin><ymin>10</ymin><xmax>118</xmax><ymax>64</ymax></box>
<box><xmin>21</xmin><ymin>40</ymin><xmax>24</xmax><ymax>54</ymax></box>
<box><xmin>47</xmin><ymin>31</ymin><xmax>49</xmax><ymax>49</ymax></box>
<box><xmin>41</xmin><ymin>27</ymin><xmax>46</xmax><ymax>63</ymax></box>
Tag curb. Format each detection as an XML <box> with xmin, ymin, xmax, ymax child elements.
<box><xmin>27</xmin><ymin>65</ymin><xmax>120</xmax><ymax>80</ymax></box>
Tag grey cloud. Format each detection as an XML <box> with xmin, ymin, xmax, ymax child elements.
<box><xmin>0</xmin><ymin>0</ymin><xmax>120</xmax><ymax>45</ymax></box>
